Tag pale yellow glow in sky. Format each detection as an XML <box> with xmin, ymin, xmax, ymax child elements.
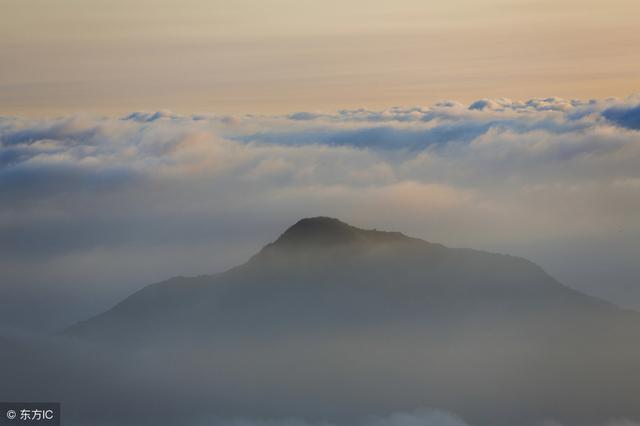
<box><xmin>1</xmin><ymin>0</ymin><xmax>639</xmax><ymax>116</ymax></box>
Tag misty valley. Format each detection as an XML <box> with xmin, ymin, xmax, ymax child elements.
<box><xmin>2</xmin><ymin>218</ymin><xmax>639</xmax><ymax>426</ymax></box>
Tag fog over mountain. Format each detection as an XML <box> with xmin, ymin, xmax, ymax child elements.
<box><xmin>2</xmin><ymin>218</ymin><xmax>639</xmax><ymax>426</ymax></box>
<box><xmin>4</xmin><ymin>1</ymin><xmax>640</xmax><ymax>424</ymax></box>
<box><xmin>2</xmin><ymin>96</ymin><xmax>640</xmax><ymax>334</ymax></box>
<box><xmin>67</xmin><ymin>217</ymin><xmax>620</xmax><ymax>342</ymax></box>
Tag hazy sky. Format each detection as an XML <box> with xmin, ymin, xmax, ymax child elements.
<box><xmin>2</xmin><ymin>0</ymin><xmax>640</xmax><ymax>116</ymax></box>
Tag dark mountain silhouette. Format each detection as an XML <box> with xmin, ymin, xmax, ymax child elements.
<box><xmin>7</xmin><ymin>217</ymin><xmax>639</xmax><ymax>426</ymax></box>
<box><xmin>67</xmin><ymin>217</ymin><xmax>620</xmax><ymax>342</ymax></box>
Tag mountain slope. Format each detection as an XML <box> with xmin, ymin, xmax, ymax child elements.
<box><xmin>67</xmin><ymin>217</ymin><xmax>619</xmax><ymax>342</ymax></box>
<box><xmin>17</xmin><ymin>217</ymin><xmax>640</xmax><ymax>425</ymax></box>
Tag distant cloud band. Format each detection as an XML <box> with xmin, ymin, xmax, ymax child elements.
<box><xmin>1</xmin><ymin>95</ymin><xmax>640</xmax><ymax>331</ymax></box>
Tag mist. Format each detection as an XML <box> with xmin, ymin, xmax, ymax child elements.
<box><xmin>4</xmin><ymin>219</ymin><xmax>636</xmax><ymax>426</ymax></box>
<box><xmin>3</xmin><ymin>308</ymin><xmax>640</xmax><ymax>426</ymax></box>
<box><xmin>2</xmin><ymin>97</ymin><xmax>640</xmax><ymax>333</ymax></box>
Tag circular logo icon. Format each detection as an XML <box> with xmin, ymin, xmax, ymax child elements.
<box><xmin>6</xmin><ymin>410</ymin><xmax>16</xmax><ymax>420</ymax></box>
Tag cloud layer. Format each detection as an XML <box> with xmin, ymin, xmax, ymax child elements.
<box><xmin>1</xmin><ymin>96</ymin><xmax>640</xmax><ymax>331</ymax></box>
<box><xmin>194</xmin><ymin>410</ymin><xmax>467</xmax><ymax>426</ymax></box>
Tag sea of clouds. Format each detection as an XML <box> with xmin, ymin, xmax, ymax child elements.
<box><xmin>1</xmin><ymin>96</ymin><xmax>640</xmax><ymax>332</ymax></box>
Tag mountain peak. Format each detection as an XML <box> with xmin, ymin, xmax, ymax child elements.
<box><xmin>274</xmin><ymin>217</ymin><xmax>361</xmax><ymax>246</ymax></box>
<box><xmin>269</xmin><ymin>217</ymin><xmax>410</xmax><ymax>249</ymax></box>
<box><xmin>291</xmin><ymin>216</ymin><xmax>349</xmax><ymax>230</ymax></box>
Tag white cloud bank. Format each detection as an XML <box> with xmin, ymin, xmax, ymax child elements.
<box><xmin>1</xmin><ymin>96</ymin><xmax>640</xmax><ymax>332</ymax></box>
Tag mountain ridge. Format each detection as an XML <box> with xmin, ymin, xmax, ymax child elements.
<box><xmin>42</xmin><ymin>217</ymin><xmax>640</xmax><ymax>426</ymax></box>
<box><xmin>270</xmin><ymin>216</ymin><xmax>415</xmax><ymax>246</ymax></box>
<box><xmin>66</xmin><ymin>217</ymin><xmax>618</xmax><ymax>342</ymax></box>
